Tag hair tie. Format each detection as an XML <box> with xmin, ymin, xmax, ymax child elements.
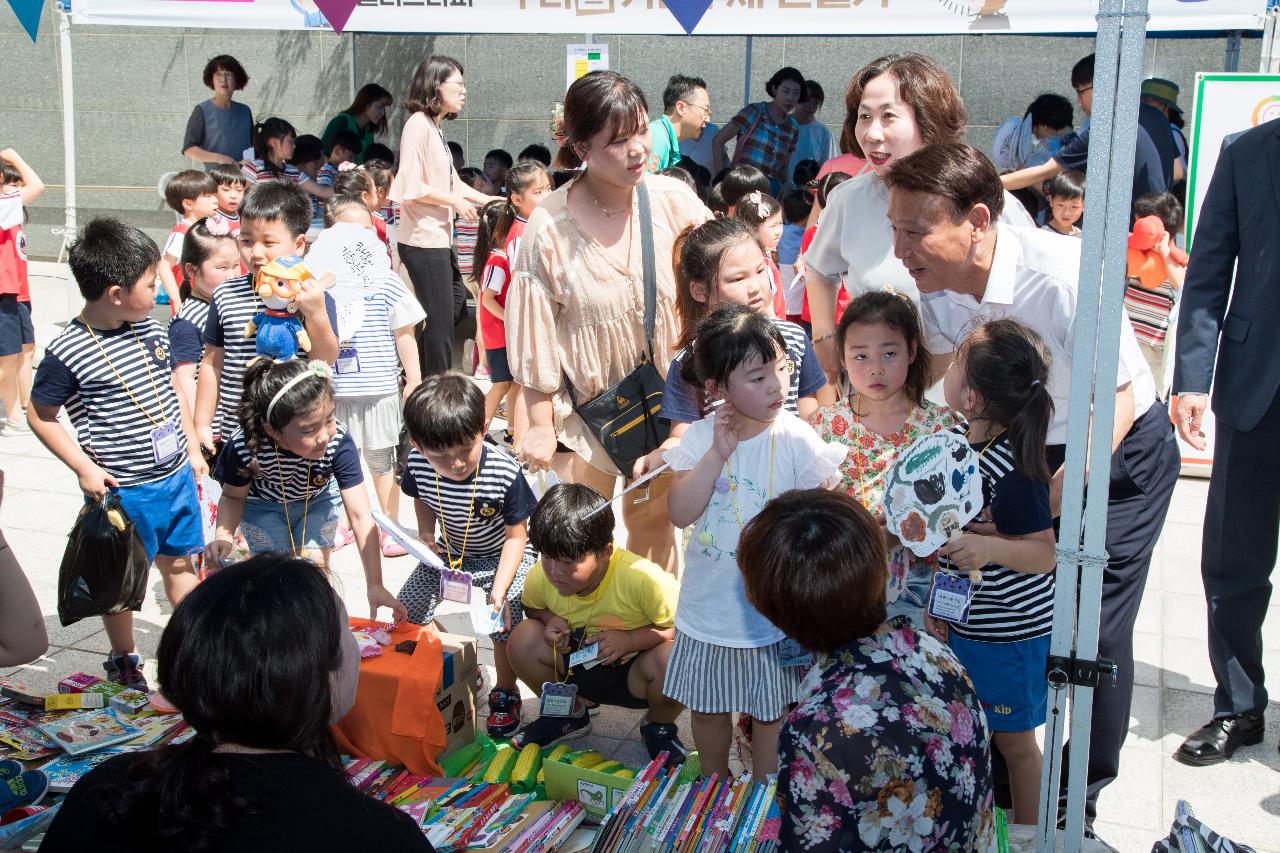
<box><xmin>1030</xmin><ymin>378</ymin><xmax>1042</xmax><ymax>389</ymax></box>
<box><xmin>204</xmin><ymin>215</ymin><xmax>230</xmax><ymax>236</ymax></box>
<box><xmin>337</xmin><ymin>161</ymin><xmax>358</xmax><ymax>172</ymax></box>
<box><xmin>266</xmin><ymin>361</ymin><xmax>331</xmax><ymax>422</ymax></box>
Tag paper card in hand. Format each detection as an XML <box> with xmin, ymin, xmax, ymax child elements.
<box><xmin>882</xmin><ymin>431</ymin><xmax>983</xmax><ymax>558</ymax></box>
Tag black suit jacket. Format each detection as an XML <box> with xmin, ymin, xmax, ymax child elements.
<box><xmin>1173</xmin><ymin>119</ymin><xmax>1280</xmax><ymax>431</ymax></box>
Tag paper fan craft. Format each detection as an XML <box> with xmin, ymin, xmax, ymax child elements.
<box><xmin>882</xmin><ymin>431</ymin><xmax>983</xmax><ymax>559</ymax></box>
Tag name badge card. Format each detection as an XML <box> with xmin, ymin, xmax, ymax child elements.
<box><xmin>439</xmin><ymin>569</ymin><xmax>473</xmax><ymax>604</ymax></box>
<box><xmin>151</xmin><ymin>423</ymin><xmax>180</xmax><ymax>464</ymax></box>
<box><xmin>927</xmin><ymin>572</ymin><xmax>975</xmax><ymax>624</ymax></box>
<box><xmin>568</xmin><ymin>642</ymin><xmax>600</xmax><ymax>670</ymax></box>
<box><xmin>539</xmin><ymin>682</ymin><xmax>579</xmax><ymax>717</ymax></box>
<box><xmin>336</xmin><ymin>346</ymin><xmax>360</xmax><ymax>375</ymax></box>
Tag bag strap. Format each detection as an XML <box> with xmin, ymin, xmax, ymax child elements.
<box><xmin>731</xmin><ymin>103</ymin><xmax>766</xmax><ymax>167</ymax></box>
<box><xmin>636</xmin><ymin>180</ymin><xmax>657</xmax><ymax>360</ymax></box>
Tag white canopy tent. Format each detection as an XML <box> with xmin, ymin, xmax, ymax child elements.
<box><xmin>39</xmin><ymin>1</ymin><xmax>1277</xmax><ymax>850</ymax></box>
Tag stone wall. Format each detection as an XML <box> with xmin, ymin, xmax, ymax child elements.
<box><xmin>0</xmin><ymin>3</ymin><xmax>1259</xmax><ymax>259</ymax></box>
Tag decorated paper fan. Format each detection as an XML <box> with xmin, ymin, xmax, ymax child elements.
<box><xmin>882</xmin><ymin>431</ymin><xmax>983</xmax><ymax>559</ymax></box>
<box><xmin>304</xmin><ymin>222</ymin><xmax>392</xmax><ymax>342</ymax></box>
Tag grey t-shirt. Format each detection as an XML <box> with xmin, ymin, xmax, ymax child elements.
<box><xmin>182</xmin><ymin>99</ymin><xmax>254</xmax><ymax>168</ymax></box>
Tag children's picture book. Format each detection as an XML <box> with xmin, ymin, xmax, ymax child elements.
<box><xmin>40</xmin><ymin>748</ymin><xmax>128</xmax><ymax>792</ymax></box>
<box><xmin>35</xmin><ymin>708</ymin><xmax>145</xmax><ymax>755</ymax></box>
<box><xmin>882</xmin><ymin>430</ymin><xmax>984</xmax><ymax>558</ymax></box>
<box><xmin>121</xmin><ymin>712</ymin><xmax>186</xmax><ymax>748</ymax></box>
<box><xmin>0</xmin><ymin>719</ymin><xmax>60</xmax><ymax>761</ymax></box>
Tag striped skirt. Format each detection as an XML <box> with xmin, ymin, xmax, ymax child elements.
<box><xmin>663</xmin><ymin>631</ymin><xmax>807</xmax><ymax>720</ymax></box>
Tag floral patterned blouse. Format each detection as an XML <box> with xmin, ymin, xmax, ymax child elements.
<box><xmin>779</xmin><ymin>618</ymin><xmax>996</xmax><ymax>852</ymax></box>
<box><xmin>809</xmin><ymin>398</ymin><xmax>963</xmax><ymax>517</ymax></box>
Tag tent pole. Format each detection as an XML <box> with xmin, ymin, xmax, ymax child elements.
<box><xmin>1224</xmin><ymin>29</ymin><xmax>1241</xmax><ymax>71</ymax></box>
<box><xmin>1261</xmin><ymin>8</ymin><xmax>1278</xmax><ymax>73</ymax></box>
<box><xmin>743</xmin><ymin>35</ymin><xmax>752</xmax><ymax>108</ymax></box>
<box><xmin>350</xmin><ymin>32</ymin><xmax>358</xmax><ymax>100</ymax></box>
<box><xmin>55</xmin><ymin>2</ymin><xmax>76</xmax><ymax>263</ymax></box>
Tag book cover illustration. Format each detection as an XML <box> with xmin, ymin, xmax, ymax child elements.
<box><xmin>35</xmin><ymin>708</ymin><xmax>145</xmax><ymax>756</ymax></box>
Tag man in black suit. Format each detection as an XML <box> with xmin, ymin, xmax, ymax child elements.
<box><xmin>1173</xmin><ymin>118</ymin><xmax>1280</xmax><ymax>765</ymax></box>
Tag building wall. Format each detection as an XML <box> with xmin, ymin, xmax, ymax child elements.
<box><xmin>0</xmin><ymin>4</ymin><xmax>1260</xmax><ymax>259</ymax></box>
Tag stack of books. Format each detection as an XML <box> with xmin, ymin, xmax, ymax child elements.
<box><xmin>590</xmin><ymin>756</ymin><xmax>781</xmax><ymax>853</ymax></box>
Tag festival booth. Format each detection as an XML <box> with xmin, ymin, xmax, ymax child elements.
<box><xmin>1</xmin><ymin>0</ymin><xmax>1275</xmax><ymax>851</ymax></box>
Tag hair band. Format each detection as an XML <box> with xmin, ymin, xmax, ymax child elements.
<box><xmin>266</xmin><ymin>361</ymin><xmax>332</xmax><ymax>422</ymax></box>
<box><xmin>1030</xmin><ymin>378</ymin><xmax>1042</xmax><ymax>388</ymax></box>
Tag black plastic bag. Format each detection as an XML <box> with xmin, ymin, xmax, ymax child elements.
<box><xmin>57</xmin><ymin>494</ymin><xmax>149</xmax><ymax>627</ymax></box>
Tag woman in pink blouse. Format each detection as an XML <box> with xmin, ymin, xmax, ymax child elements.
<box><xmin>391</xmin><ymin>55</ymin><xmax>498</xmax><ymax>376</ymax></box>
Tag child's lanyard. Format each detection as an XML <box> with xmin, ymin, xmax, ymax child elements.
<box><xmin>550</xmin><ymin>589</ymin><xmax>604</xmax><ymax>682</ymax></box>
<box><xmin>79</xmin><ymin>318</ymin><xmax>170</xmax><ymax>428</ymax></box>
<box><xmin>726</xmin><ymin>421</ymin><xmax>776</xmax><ymax>529</ymax></box>
<box><xmin>850</xmin><ymin>392</ymin><xmax>915</xmax><ymax>513</ymax></box>
<box><xmin>433</xmin><ymin>469</ymin><xmax>478</xmax><ymax>570</ymax></box>
<box><xmin>275</xmin><ymin>448</ymin><xmax>312</xmax><ymax>558</ymax></box>
<box><xmin>939</xmin><ymin>427</ymin><xmax>1006</xmax><ymax>585</ymax></box>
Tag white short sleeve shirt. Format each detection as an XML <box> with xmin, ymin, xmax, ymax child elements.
<box><xmin>918</xmin><ymin>224</ymin><xmax>1156</xmax><ymax>445</ymax></box>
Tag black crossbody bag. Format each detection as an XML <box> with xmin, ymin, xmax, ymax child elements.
<box><xmin>563</xmin><ymin>182</ymin><xmax>670</xmax><ymax>474</ymax></box>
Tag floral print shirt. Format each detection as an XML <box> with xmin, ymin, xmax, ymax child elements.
<box><xmin>809</xmin><ymin>398</ymin><xmax>963</xmax><ymax>517</ymax></box>
<box><xmin>779</xmin><ymin>618</ymin><xmax>996</xmax><ymax>852</ymax></box>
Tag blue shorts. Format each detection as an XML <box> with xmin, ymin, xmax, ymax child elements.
<box><xmin>948</xmin><ymin>632</ymin><xmax>1051</xmax><ymax>732</ymax></box>
<box><xmin>0</xmin><ymin>295</ymin><xmax>31</xmax><ymax>357</ymax></box>
<box><xmin>485</xmin><ymin>347</ymin><xmax>512</xmax><ymax>384</ymax></box>
<box><xmin>241</xmin><ymin>481</ymin><xmax>342</xmax><ymax>556</ymax></box>
<box><xmin>111</xmin><ymin>463</ymin><xmax>204</xmax><ymax>563</ymax></box>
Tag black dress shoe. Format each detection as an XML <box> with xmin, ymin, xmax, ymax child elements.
<box><xmin>1175</xmin><ymin>714</ymin><xmax>1264</xmax><ymax>766</ymax></box>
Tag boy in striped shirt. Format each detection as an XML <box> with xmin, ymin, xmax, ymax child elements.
<box><xmin>29</xmin><ymin>219</ymin><xmax>209</xmax><ymax>690</ymax></box>
<box><xmin>194</xmin><ymin>182</ymin><xmax>339</xmax><ymax>452</ymax></box>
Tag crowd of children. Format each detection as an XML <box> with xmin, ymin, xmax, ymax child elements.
<box><xmin>2</xmin><ymin>61</ymin><xmax>1193</xmax><ymax>834</ymax></box>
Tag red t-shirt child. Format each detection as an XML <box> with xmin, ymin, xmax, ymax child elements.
<box><xmin>478</xmin><ymin>216</ymin><xmax>527</xmax><ymax>353</ymax></box>
<box><xmin>0</xmin><ymin>191</ymin><xmax>28</xmax><ymax>301</ymax></box>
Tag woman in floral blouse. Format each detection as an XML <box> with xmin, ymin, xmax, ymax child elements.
<box><xmin>809</xmin><ymin>291</ymin><xmax>962</xmax><ymax>627</ymax></box>
<box><xmin>740</xmin><ymin>489</ymin><xmax>995</xmax><ymax>852</ymax></box>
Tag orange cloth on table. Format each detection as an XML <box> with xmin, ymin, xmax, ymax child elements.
<box><xmin>332</xmin><ymin>617</ymin><xmax>447</xmax><ymax>776</ymax></box>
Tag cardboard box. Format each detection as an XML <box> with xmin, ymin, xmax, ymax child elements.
<box><xmin>83</xmin><ymin>681</ymin><xmax>126</xmax><ymax>702</ymax></box>
<box><xmin>44</xmin><ymin>693</ymin><xmax>104</xmax><ymax>711</ymax></box>
<box><xmin>57</xmin><ymin>673</ymin><xmax>103</xmax><ymax>694</ymax></box>
<box><xmin>436</xmin><ymin>632</ymin><xmax>478</xmax><ymax>695</ymax></box>
<box><xmin>544</xmin><ymin>758</ymin><xmax>637</xmax><ymax>820</ymax></box>
<box><xmin>434</xmin><ymin>678</ymin><xmax>476</xmax><ymax>758</ymax></box>
<box><xmin>109</xmin><ymin>690</ymin><xmax>150</xmax><ymax>716</ymax></box>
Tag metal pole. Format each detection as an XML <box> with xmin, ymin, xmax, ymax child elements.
<box><xmin>350</xmin><ymin>32</ymin><xmax>358</xmax><ymax>100</ymax></box>
<box><xmin>1261</xmin><ymin>9</ymin><xmax>1279</xmax><ymax>73</ymax></box>
<box><xmin>743</xmin><ymin>35</ymin><xmax>753</xmax><ymax>108</ymax></box>
<box><xmin>55</xmin><ymin>2</ymin><xmax>76</xmax><ymax>263</ymax></box>
<box><xmin>1225</xmin><ymin>29</ymin><xmax>1242</xmax><ymax>71</ymax></box>
<box><xmin>1035</xmin><ymin>1</ymin><xmax>1147</xmax><ymax>851</ymax></box>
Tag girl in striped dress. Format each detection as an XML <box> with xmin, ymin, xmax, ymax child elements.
<box><xmin>663</xmin><ymin>305</ymin><xmax>846</xmax><ymax>782</ymax></box>
<box><xmin>206</xmin><ymin>358</ymin><xmax>406</xmax><ymax>622</ymax></box>
<box><xmin>169</xmin><ymin>218</ymin><xmax>239</xmax><ymax>413</ymax></box>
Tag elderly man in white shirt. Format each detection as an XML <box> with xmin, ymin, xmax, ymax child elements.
<box><xmin>882</xmin><ymin>142</ymin><xmax>1179</xmax><ymax>835</ymax></box>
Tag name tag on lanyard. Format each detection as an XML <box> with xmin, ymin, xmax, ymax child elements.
<box><xmin>151</xmin><ymin>423</ymin><xmax>180</xmax><ymax>463</ymax></box>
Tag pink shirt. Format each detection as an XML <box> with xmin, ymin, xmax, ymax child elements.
<box><xmin>389</xmin><ymin>112</ymin><xmax>455</xmax><ymax>249</ymax></box>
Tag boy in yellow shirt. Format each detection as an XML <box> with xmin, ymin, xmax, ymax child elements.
<box><xmin>508</xmin><ymin>484</ymin><xmax>687</xmax><ymax>764</ymax></box>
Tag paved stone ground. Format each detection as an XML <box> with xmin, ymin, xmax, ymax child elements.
<box><xmin>5</xmin><ymin>263</ymin><xmax>1278</xmax><ymax>851</ymax></box>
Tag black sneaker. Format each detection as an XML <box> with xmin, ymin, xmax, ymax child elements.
<box><xmin>640</xmin><ymin>720</ymin><xmax>688</xmax><ymax>767</ymax></box>
<box><xmin>486</xmin><ymin>688</ymin><xmax>523</xmax><ymax>738</ymax></box>
<box><xmin>103</xmin><ymin>652</ymin><xmax>149</xmax><ymax>691</ymax></box>
<box><xmin>513</xmin><ymin>706</ymin><xmax>591</xmax><ymax>749</ymax></box>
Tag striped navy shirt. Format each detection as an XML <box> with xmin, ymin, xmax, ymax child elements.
<box><xmin>32</xmin><ymin>318</ymin><xmax>187</xmax><ymax>487</ymax></box>
<box><xmin>334</xmin><ymin>272</ymin><xmax>417</xmax><ymax>398</ymax></box>
<box><xmin>213</xmin><ymin>423</ymin><xmax>363</xmax><ymax>502</ymax></box>
<box><xmin>939</xmin><ymin>433</ymin><xmax>1056</xmax><ymax>643</ymax></box>
<box><xmin>169</xmin><ymin>296</ymin><xmax>210</xmax><ymax>367</ymax></box>
<box><xmin>660</xmin><ymin>317</ymin><xmax>826</xmax><ymax>423</ymax></box>
<box><xmin>204</xmin><ymin>274</ymin><xmax>339</xmax><ymax>438</ymax></box>
<box><xmin>400</xmin><ymin>444</ymin><xmax>536</xmax><ymax>560</ymax></box>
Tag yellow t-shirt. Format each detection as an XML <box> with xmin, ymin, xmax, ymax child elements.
<box><xmin>521</xmin><ymin>547</ymin><xmax>679</xmax><ymax>639</ymax></box>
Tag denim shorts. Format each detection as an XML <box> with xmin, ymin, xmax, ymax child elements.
<box><xmin>111</xmin><ymin>463</ymin><xmax>204</xmax><ymax>563</ymax></box>
<box><xmin>241</xmin><ymin>481</ymin><xmax>342</xmax><ymax>556</ymax></box>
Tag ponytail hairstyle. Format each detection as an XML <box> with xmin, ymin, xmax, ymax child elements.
<box><xmin>178</xmin><ymin>217</ymin><xmax>236</xmax><ymax>300</ymax></box>
<box><xmin>331</xmin><ymin>165</ymin><xmax>377</xmax><ymax>200</ymax></box>
<box><xmin>732</xmin><ymin>191</ymin><xmax>781</xmax><ymax>228</ymax></box>
<box><xmin>95</xmin><ymin>554</ymin><xmax>345</xmax><ymax>851</ymax></box>
<box><xmin>361</xmin><ymin>161</ymin><xmax>394</xmax><ymax>203</ymax></box>
<box><xmin>472</xmin><ymin>161</ymin><xmax>550</xmax><ymax>285</ymax></box>
<box><xmin>238</xmin><ymin>359</ymin><xmax>335</xmax><ymax>464</ymax></box>
<box><xmin>323</xmin><ymin>194</ymin><xmax>372</xmax><ymax>228</ymax></box>
<box><xmin>813</xmin><ymin>171</ymin><xmax>852</xmax><ymax>208</ymax></box>
<box><xmin>252</xmin><ymin>117</ymin><xmax>297</xmax><ymax>175</ymax></box>
<box><xmin>836</xmin><ymin>290</ymin><xmax>931</xmax><ymax>406</ymax></box>
<box><xmin>957</xmin><ymin>318</ymin><xmax>1054</xmax><ymax>482</ymax></box>
<box><xmin>681</xmin><ymin>303</ymin><xmax>786</xmax><ymax>395</ymax></box>
<box><xmin>555</xmin><ymin>71</ymin><xmax>649</xmax><ymax>171</ymax></box>
<box><xmin>673</xmin><ymin>218</ymin><xmax>764</xmax><ymax>351</ymax></box>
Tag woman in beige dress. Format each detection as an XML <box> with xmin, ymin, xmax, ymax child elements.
<box><xmin>506</xmin><ymin>71</ymin><xmax>709</xmax><ymax>572</ymax></box>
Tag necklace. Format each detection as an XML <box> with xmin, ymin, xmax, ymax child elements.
<box><xmin>79</xmin><ymin>317</ymin><xmax>170</xmax><ymax>428</ymax></box>
<box><xmin>582</xmin><ymin>177</ymin><xmax>631</xmax><ymax>218</ymax></box>
<box><xmin>275</xmin><ymin>448</ymin><xmax>312</xmax><ymax>558</ymax></box>
<box><xmin>726</xmin><ymin>421</ymin><xmax>777</xmax><ymax>529</ymax></box>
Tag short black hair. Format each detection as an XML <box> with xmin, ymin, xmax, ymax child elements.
<box><xmin>658</xmin><ymin>166</ymin><xmax>696</xmax><ymax>193</ymax></box>
<box><xmin>518</xmin><ymin>144</ymin><xmax>552</xmax><ymax>166</ymax></box>
<box><xmin>484</xmin><ymin>149</ymin><xmax>514</xmax><ymax>169</ymax></box>
<box><xmin>0</xmin><ymin>159</ymin><xmax>21</xmax><ymax>186</ymax></box>
<box><xmin>662</xmin><ymin>74</ymin><xmax>708</xmax><ymax>113</ymax></box>
<box><xmin>883</xmin><ymin>142</ymin><xmax>1005</xmax><ymax>221</ymax></box>
<box><xmin>1071</xmin><ymin>53</ymin><xmax>1095</xmax><ymax>90</ymax></box>
<box><xmin>239</xmin><ymin>181</ymin><xmax>313</xmax><ymax>238</ymax></box>
<box><xmin>68</xmin><ymin>218</ymin><xmax>161</xmax><ymax>302</ymax></box>
<box><xmin>680</xmin><ymin>304</ymin><xmax>786</xmax><ymax>390</ymax></box>
<box><xmin>528</xmin><ymin>483</ymin><xmax>615</xmax><ymax>561</ymax></box>
<box><xmin>765</xmin><ymin>66</ymin><xmax>804</xmax><ymax>99</ymax></box>
<box><xmin>326</xmin><ymin>129</ymin><xmax>362</xmax><ymax>158</ymax></box>
<box><xmin>792</xmin><ymin>158</ymin><xmax>820</xmax><ymax>188</ymax></box>
<box><xmin>719</xmin><ymin>164</ymin><xmax>770</xmax><ymax>207</ymax></box>
<box><xmin>1046</xmin><ymin>169</ymin><xmax>1086</xmax><ymax>201</ymax></box>
<box><xmin>1134</xmin><ymin>191</ymin><xmax>1183</xmax><ymax>233</ymax></box>
<box><xmin>202</xmin><ymin>54</ymin><xmax>248</xmax><ymax>91</ymax></box>
<box><xmin>363</xmin><ymin>143</ymin><xmax>395</xmax><ymax>167</ymax></box>
<box><xmin>403</xmin><ymin>373</ymin><xmax>484</xmax><ymax>450</ymax></box>
<box><xmin>208</xmin><ymin>163</ymin><xmax>249</xmax><ymax>189</ymax></box>
<box><xmin>782</xmin><ymin>189</ymin><xmax>812</xmax><ymax>225</ymax></box>
<box><xmin>289</xmin><ymin>134</ymin><xmax>324</xmax><ymax>167</ymax></box>
<box><xmin>1027</xmin><ymin>94</ymin><xmax>1073</xmax><ymax>131</ymax></box>
<box><xmin>447</xmin><ymin>140</ymin><xmax>464</xmax><ymax>159</ymax></box>
<box><xmin>163</xmin><ymin>169</ymin><xmax>218</xmax><ymax>215</ymax></box>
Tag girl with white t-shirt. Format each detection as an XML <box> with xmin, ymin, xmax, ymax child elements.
<box><xmin>663</xmin><ymin>305</ymin><xmax>845</xmax><ymax>782</ymax></box>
